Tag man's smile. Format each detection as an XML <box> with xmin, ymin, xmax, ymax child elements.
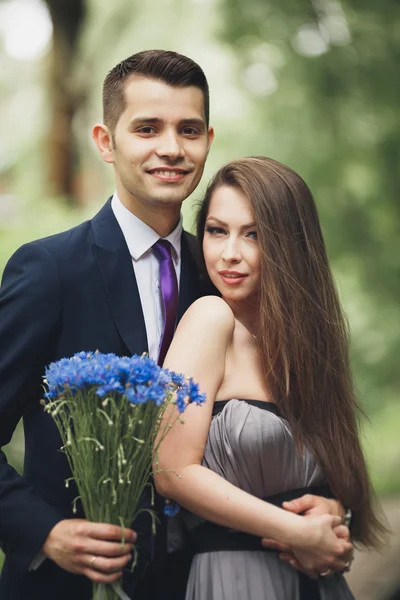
<box><xmin>146</xmin><ymin>166</ymin><xmax>191</xmax><ymax>183</ymax></box>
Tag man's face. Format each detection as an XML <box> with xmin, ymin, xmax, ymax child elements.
<box><xmin>108</xmin><ymin>76</ymin><xmax>213</xmax><ymax>212</ymax></box>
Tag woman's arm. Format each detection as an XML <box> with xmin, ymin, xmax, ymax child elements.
<box><xmin>154</xmin><ymin>296</ymin><xmax>352</xmax><ymax>570</ymax></box>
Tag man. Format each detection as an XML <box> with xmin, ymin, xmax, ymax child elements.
<box><xmin>0</xmin><ymin>50</ymin><xmax>214</xmax><ymax>600</ymax></box>
<box><xmin>0</xmin><ymin>50</ymin><xmax>350</xmax><ymax>600</ymax></box>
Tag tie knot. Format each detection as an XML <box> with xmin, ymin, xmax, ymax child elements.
<box><xmin>153</xmin><ymin>239</ymin><xmax>173</xmax><ymax>262</ymax></box>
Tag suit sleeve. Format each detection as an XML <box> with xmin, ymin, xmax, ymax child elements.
<box><xmin>0</xmin><ymin>242</ymin><xmax>65</xmax><ymax>570</ymax></box>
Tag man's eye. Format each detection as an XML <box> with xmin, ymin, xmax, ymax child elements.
<box><xmin>206</xmin><ymin>226</ymin><xmax>225</xmax><ymax>235</ymax></box>
<box><xmin>182</xmin><ymin>127</ymin><xmax>199</xmax><ymax>136</ymax></box>
<box><xmin>247</xmin><ymin>231</ymin><xmax>258</xmax><ymax>240</ymax></box>
<box><xmin>137</xmin><ymin>127</ymin><xmax>156</xmax><ymax>135</ymax></box>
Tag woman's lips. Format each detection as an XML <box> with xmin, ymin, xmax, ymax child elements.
<box><xmin>218</xmin><ymin>271</ymin><xmax>248</xmax><ymax>285</ymax></box>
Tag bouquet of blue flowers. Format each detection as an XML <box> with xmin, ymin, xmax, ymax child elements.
<box><xmin>43</xmin><ymin>351</ymin><xmax>205</xmax><ymax>600</ymax></box>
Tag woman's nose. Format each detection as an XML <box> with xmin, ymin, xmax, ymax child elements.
<box><xmin>221</xmin><ymin>238</ymin><xmax>241</xmax><ymax>262</ymax></box>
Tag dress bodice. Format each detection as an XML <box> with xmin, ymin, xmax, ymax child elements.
<box><xmin>182</xmin><ymin>399</ymin><xmax>354</xmax><ymax>600</ymax></box>
<box><xmin>204</xmin><ymin>399</ymin><xmax>324</xmax><ymax>498</ymax></box>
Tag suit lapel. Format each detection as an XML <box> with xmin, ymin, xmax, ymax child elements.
<box><xmin>178</xmin><ymin>232</ymin><xmax>204</xmax><ymax>321</ymax></box>
<box><xmin>91</xmin><ymin>200</ymin><xmax>148</xmax><ymax>356</ymax></box>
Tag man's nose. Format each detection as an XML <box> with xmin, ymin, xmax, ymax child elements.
<box><xmin>156</xmin><ymin>131</ymin><xmax>184</xmax><ymax>160</ymax></box>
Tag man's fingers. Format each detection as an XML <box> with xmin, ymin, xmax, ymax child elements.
<box><xmin>282</xmin><ymin>494</ymin><xmax>314</xmax><ymax>514</ymax></box>
<box><xmin>279</xmin><ymin>553</ymin><xmax>318</xmax><ymax>579</ymax></box>
<box><xmin>74</xmin><ymin>540</ymin><xmax>133</xmax><ymax>558</ymax></box>
<box><xmin>285</xmin><ymin>558</ymin><xmax>318</xmax><ymax>580</ymax></box>
<box><xmin>341</xmin><ymin>541</ymin><xmax>353</xmax><ymax>555</ymax></box>
<box><xmin>282</xmin><ymin>500</ymin><xmax>300</xmax><ymax>513</ymax></box>
<box><xmin>42</xmin><ymin>519</ymin><xmax>137</xmax><ymax>580</ymax></box>
<box><xmin>333</xmin><ymin>524</ymin><xmax>350</xmax><ymax>540</ymax></box>
<box><xmin>83</xmin><ymin>568</ymin><xmax>123</xmax><ymax>584</ymax></box>
<box><xmin>340</xmin><ymin>550</ymin><xmax>354</xmax><ymax>564</ymax></box>
<box><xmin>283</xmin><ymin>496</ymin><xmax>344</xmax><ymax>519</ymax></box>
<box><xmin>84</xmin><ymin>553</ymin><xmax>132</xmax><ymax>574</ymax></box>
<box><xmin>279</xmin><ymin>552</ymin><xmax>296</xmax><ymax>562</ymax></box>
<box><xmin>80</xmin><ymin>522</ymin><xmax>137</xmax><ymax>543</ymax></box>
<box><xmin>261</xmin><ymin>538</ymin><xmax>290</xmax><ymax>551</ymax></box>
<box><xmin>326</xmin><ymin>555</ymin><xmax>354</xmax><ymax>574</ymax></box>
<box><xmin>330</xmin><ymin>515</ymin><xmax>343</xmax><ymax>528</ymax></box>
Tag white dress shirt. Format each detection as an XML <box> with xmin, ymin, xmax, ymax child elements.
<box><xmin>111</xmin><ymin>193</ymin><xmax>182</xmax><ymax>361</ymax></box>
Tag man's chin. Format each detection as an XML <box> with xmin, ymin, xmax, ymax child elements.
<box><xmin>149</xmin><ymin>188</ymin><xmax>193</xmax><ymax>206</ymax></box>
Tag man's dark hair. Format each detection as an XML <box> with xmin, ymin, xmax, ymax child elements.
<box><xmin>103</xmin><ymin>49</ymin><xmax>210</xmax><ymax>133</ymax></box>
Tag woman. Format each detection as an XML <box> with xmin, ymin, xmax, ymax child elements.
<box><xmin>155</xmin><ymin>157</ymin><xmax>385</xmax><ymax>599</ymax></box>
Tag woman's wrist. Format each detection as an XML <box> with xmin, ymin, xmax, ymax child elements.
<box><xmin>268</xmin><ymin>510</ymin><xmax>308</xmax><ymax>548</ymax></box>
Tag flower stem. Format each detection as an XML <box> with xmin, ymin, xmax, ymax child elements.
<box><xmin>93</xmin><ymin>582</ymin><xmax>119</xmax><ymax>600</ymax></box>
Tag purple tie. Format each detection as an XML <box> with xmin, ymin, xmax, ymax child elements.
<box><xmin>153</xmin><ymin>239</ymin><xmax>178</xmax><ymax>365</ymax></box>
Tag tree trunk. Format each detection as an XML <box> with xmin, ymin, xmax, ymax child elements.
<box><xmin>44</xmin><ymin>0</ymin><xmax>85</xmax><ymax>203</ymax></box>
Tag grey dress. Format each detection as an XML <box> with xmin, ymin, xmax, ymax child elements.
<box><xmin>182</xmin><ymin>399</ymin><xmax>355</xmax><ymax>600</ymax></box>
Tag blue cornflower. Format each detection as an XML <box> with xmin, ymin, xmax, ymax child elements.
<box><xmin>44</xmin><ymin>352</ymin><xmax>204</xmax><ymax>413</ymax></box>
<box><xmin>164</xmin><ymin>500</ymin><xmax>180</xmax><ymax>517</ymax></box>
<box><xmin>147</xmin><ymin>384</ymin><xmax>167</xmax><ymax>406</ymax></box>
<box><xmin>175</xmin><ymin>387</ymin><xmax>187</xmax><ymax>413</ymax></box>
<box><xmin>188</xmin><ymin>379</ymin><xmax>206</xmax><ymax>405</ymax></box>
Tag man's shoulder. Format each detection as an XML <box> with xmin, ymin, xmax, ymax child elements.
<box><xmin>182</xmin><ymin>229</ymin><xmax>197</xmax><ymax>251</ymax></box>
<box><xmin>181</xmin><ymin>229</ymin><xmax>201</xmax><ymax>267</ymax></box>
<box><xmin>18</xmin><ymin>200</ymin><xmax>112</xmax><ymax>258</ymax></box>
<box><xmin>33</xmin><ymin>220</ymin><xmax>91</xmax><ymax>251</ymax></box>
<box><xmin>2</xmin><ymin>202</ymin><xmax>115</xmax><ymax>282</ymax></box>
<box><xmin>182</xmin><ymin>230</ymin><xmax>196</xmax><ymax>241</ymax></box>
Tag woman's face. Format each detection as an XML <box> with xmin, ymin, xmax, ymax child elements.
<box><xmin>203</xmin><ymin>185</ymin><xmax>261</xmax><ymax>304</ymax></box>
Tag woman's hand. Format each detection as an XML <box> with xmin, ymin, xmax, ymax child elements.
<box><xmin>291</xmin><ymin>514</ymin><xmax>353</xmax><ymax>578</ymax></box>
<box><xmin>261</xmin><ymin>495</ymin><xmax>354</xmax><ymax>578</ymax></box>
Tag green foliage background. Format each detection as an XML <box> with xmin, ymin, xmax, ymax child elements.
<box><xmin>0</xmin><ymin>0</ymin><xmax>399</xmax><ymax>570</ymax></box>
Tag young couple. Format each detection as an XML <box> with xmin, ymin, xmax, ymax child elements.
<box><xmin>0</xmin><ymin>50</ymin><xmax>384</xmax><ymax>600</ymax></box>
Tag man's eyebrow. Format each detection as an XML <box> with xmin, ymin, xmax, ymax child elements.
<box><xmin>129</xmin><ymin>117</ymin><xmax>162</xmax><ymax>127</ymax></box>
<box><xmin>129</xmin><ymin>117</ymin><xmax>206</xmax><ymax>128</ymax></box>
<box><xmin>180</xmin><ymin>119</ymin><xmax>206</xmax><ymax>129</ymax></box>
<box><xmin>206</xmin><ymin>216</ymin><xmax>256</xmax><ymax>229</ymax></box>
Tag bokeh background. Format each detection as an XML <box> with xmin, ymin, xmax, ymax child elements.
<box><xmin>0</xmin><ymin>0</ymin><xmax>399</xmax><ymax>596</ymax></box>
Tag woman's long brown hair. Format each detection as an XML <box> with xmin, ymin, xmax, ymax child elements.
<box><xmin>197</xmin><ymin>156</ymin><xmax>386</xmax><ymax>547</ymax></box>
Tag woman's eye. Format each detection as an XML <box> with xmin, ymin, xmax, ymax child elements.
<box><xmin>206</xmin><ymin>226</ymin><xmax>225</xmax><ymax>235</ymax></box>
<box><xmin>247</xmin><ymin>231</ymin><xmax>258</xmax><ymax>240</ymax></box>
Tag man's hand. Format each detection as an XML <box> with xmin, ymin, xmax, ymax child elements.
<box><xmin>261</xmin><ymin>495</ymin><xmax>353</xmax><ymax>578</ymax></box>
<box><xmin>282</xmin><ymin>495</ymin><xmax>345</xmax><ymax>519</ymax></box>
<box><xmin>42</xmin><ymin>519</ymin><xmax>136</xmax><ymax>583</ymax></box>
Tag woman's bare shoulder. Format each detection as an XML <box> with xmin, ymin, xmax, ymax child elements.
<box><xmin>179</xmin><ymin>296</ymin><xmax>235</xmax><ymax>336</ymax></box>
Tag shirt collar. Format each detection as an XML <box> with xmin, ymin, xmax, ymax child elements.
<box><xmin>111</xmin><ymin>193</ymin><xmax>182</xmax><ymax>262</ymax></box>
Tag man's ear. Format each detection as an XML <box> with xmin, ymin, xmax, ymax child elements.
<box><xmin>92</xmin><ymin>123</ymin><xmax>115</xmax><ymax>164</ymax></box>
<box><xmin>207</xmin><ymin>127</ymin><xmax>215</xmax><ymax>153</ymax></box>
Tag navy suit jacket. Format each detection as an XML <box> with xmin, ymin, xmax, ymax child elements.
<box><xmin>0</xmin><ymin>199</ymin><xmax>208</xmax><ymax>600</ymax></box>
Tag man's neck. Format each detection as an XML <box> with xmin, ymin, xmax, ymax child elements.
<box><xmin>117</xmin><ymin>193</ymin><xmax>182</xmax><ymax>237</ymax></box>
